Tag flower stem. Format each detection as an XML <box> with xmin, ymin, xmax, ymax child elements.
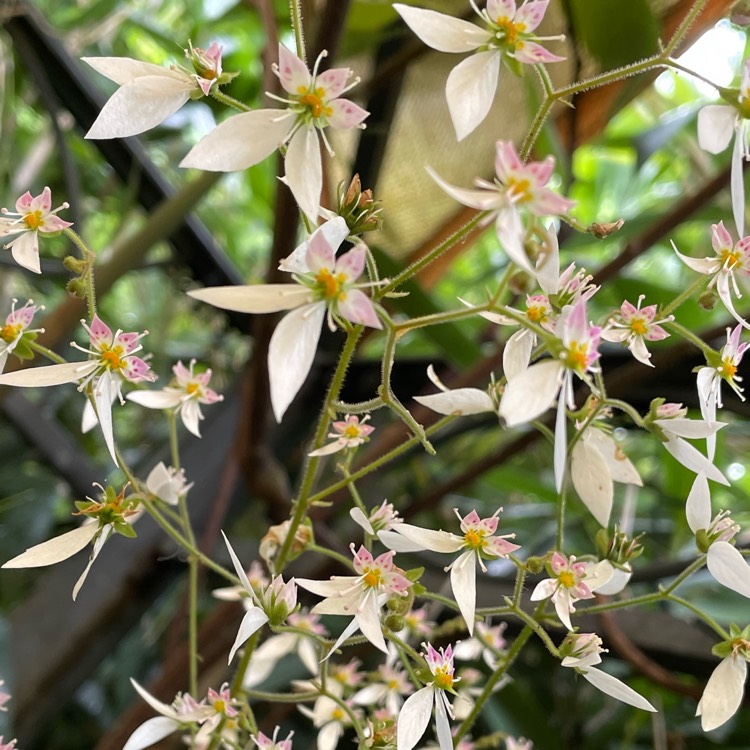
<box><xmin>27</xmin><ymin>340</ymin><xmax>67</xmax><ymax>364</ymax></box>
<box><xmin>210</xmin><ymin>89</ymin><xmax>253</xmax><ymax>112</ymax></box>
<box><xmin>289</xmin><ymin>0</ymin><xmax>306</xmax><ymax>64</ymax></box>
<box><xmin>63</xmin><ymin>228</ymin><xmax>97</xmax><ymax>320</ymax></box>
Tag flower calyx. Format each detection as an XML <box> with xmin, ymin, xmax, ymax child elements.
<box><xmin>74</xmin><ymin>483</ymin><xmax>141</xmax><ymax>538</ymax></box>
<box><xmin>337</xmin><ymin>174</ymin><xmax>383</xmax><ymax>235</ymax></box>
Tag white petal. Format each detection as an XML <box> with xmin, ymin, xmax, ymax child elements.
<box><xmin>122</xmin><ymin>717</ymin><xmax>180</xmax><ymax>750</ymax></box>
<box><xmin>180</xmin><ymin>399</ymin><xmax>202</xmax><ymax>438</ymax></box>
<box><xmin>93</xmin><ymin>373</ymin><xmax>117</xmax><ymax>465</ymax></box>
<box><xmin>298</xmin><ymin>637</ymin><xmax>321</xmax><ymax>675</ymax></box>
<box><xmin>672</xmin><ymin>243</ymin><xmax>718</xmax><ymax>275</ymax></box>
<box><xmin>0</xmin><ymin>360</ymin><xmax>96</xmax><ymax>387</ymax></box>
<box><xmin>356</xmin><ymin>592</ymin><xmax>388</xmax><ymax>653</ymax></box>
<box><xmin>434</xmin><ymin>692</ymin><xmax>453</xmax><ymax>750</ymax></box>
<box><xmin>450</xmin><ymin>551</ymin><xmax>477</xmax><ymax>635</ymax></box>
<box><xmin>377</xmin><ymin>529</ymin><xmax>425</xmax><ymax>553</ymax></box>
<box><xmin>350</xmin><ymin>507</ymin><xmax>374</xmax><ymax>535</ymax></box>
<box><xmin>282</xmin><ymin>216</ymin><xmax>349</xmax><ymax>274</ymax></box>
<box><xmin>697</xmin><ymin>657</ymin><xmax>747</xmax><ymax>731</ymax></box>
<box><xmin>446</xmin><ymin>50</ymin><xmax>501</xmax><ymax>141</ymax></box>
<box><xmin>570</xmin><ymin>438</ymin><xmax>613</xmax><ymax>527</ymax></box>
<box><xmin>284</xmin><ymin>124</ymin><xmax>321</xmax><ymax>221</ymax></box>
<box><xmin>221</xmin><ymin>531</ymin><xmax>254</xmax><ymax>595</ymax></box>
<box><xmin>180</xmin><ymin>110</ymin><xmax>293</xmax><ymax>171</ymax></box>
<box><xmin>228</xmin><ymin>607</ymin><xmax>270</xmax><ymax>663</ymax></box>
<box><xmin>529</xmin><ymin>578</ymin><xmax>556</xmax><ymax>601</ymax></box>
<box><xmin>268</xmin><ymin>302</ymin><xmax>325</xmax><ymax>422</ymax></box>
<box><xmin>707</xmin><ymin>541</ymin><xmax>750</xmax><ymax>599</ymax></box>
<box><xmin>81</xmin><ymin>398</ymin><xmax>98</xmax><ymax>434</ymax></box>
<box><xmin>130</xmin><ymin>678</ymin><xmax>182</xmax><ymax>720</ymax></box>
<box><xmin>581</xmin><ymin>667</ymin><xmax>657</xmax><ymax>712</ymax></box>
<box><xmin>326</xmin><ymin>615</ymin><xmax>362</xmax><ymax>657</ymax></box>
<box><xmin>2</xmin><ymin>523</ymin><xmax>97</xmax><ymax>568</ymax></box>
<box><xmin>426</xmin><ymin>166</ymin><xmax>503</xmax><ymax>211</ymax></box>
<box><xmin>188</xmin><ymin>284</ymin><xmax>314</xmax><ymax>313</ymax></box>
<box><xmin>662</xmin><ymin>436</ymin><xmax>728</xmax><ymax>485</ymax></box>
<box><xmin>654</xmin><ymin>418</ymin><xmax>725</xmax><ymax>439</ymax></box>
<box><xmin>127</xmin><ymin>390</ymin><xmax>183</xmax><ymax>409</ymax></box>
<box><xmin>552</xmin><ymin>590</ymin><xmax>574</xmax><ymax>631</ymax></box>
<box><xmin>585</xmin><ymin>430</ymin><xmax>642</xmax><ymax>486</ymax></box>
<box><xmin>553</xmin><ymin>386</ymin><xmax>568</xmax><ymax>494</ymax></box>
<box><xmin>86</xmin><ymin>77</ymin><xmax>191</xmax><ymax>139</ymax></box>
<box><xmin>686</xmin><ymin>473</ymin><xmax>711</xmax><ymax>534</ymax></box>
<box><xmin>397</xmin><ymin>687</ymin><xmax>434</xmax><ymax>750</ymax></box>
<box><xmin>82</xmin><ymin>57</ymin><xmax>185</xmax><ymax>86</ymax></box>
<box><xmin>414</xmin><ymin>388</ymin><xmax>494</xmax><ymax>415</ymax></box>
<box><xmin>393</xmin><ymin>4</ymin><xmax>489</xmax><ymax>52</ymax></box>
<box><xmin>503</xmin><ymin>329</ymin><xmax>534</xmax><ymax>381</ymax></box>
<box><xmin>388</xmin><ymin>524</ymin><xmax>463</xmax><ymax>553</ymax></box>
<box><xmin>296</xmin><ymin>576</ymin><xmax>357</xmax><ymax>598</ymax></box>
<box><xmin>499</xmin><ymin>359</ymin><xmax>563</xmax><ymax>427</ymax></box>
<box><xmin>73</xmin><ymin>525</ymin><xmax>112</xmax><ymax>600</ymax></box>
<box><xmin>318</xmin><ymin>721</ymin><xmax>343</xmax><ymax>750</ymax></box>
<box><xmin>9</xmin><ymin>232</ymin><xmax>41</xmax><ymax>273</ymax></box>
<box><xmin>697</xmin><ymin>104</ymin><xmax>736</xmax><ymax>154</ymax></box>
<box><xmin>595</xmin><ymin>565</ymin><xmax>632</xmax><ymax>596</ymax></box>
<box><xmin>731</xmin><ymin>132</ymin><xmax>745</xmax><ymax>237</ymax></box>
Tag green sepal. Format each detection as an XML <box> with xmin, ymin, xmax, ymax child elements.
<box><xmin>12</xmin><ymin>339</ymin><xmax>35</xmax><ymax>361</ymax></box>
<box><xmin>405</xmin><ymin>566</ymin><xmax>425</xmax><ymax>582</ymax></box>
<box><xmin>712</xmin><ymin>640</ymin><xmax>733</xmax><ymax>659</ymax></box>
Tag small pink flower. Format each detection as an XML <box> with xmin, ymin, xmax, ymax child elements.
<box><xmin>186</xmin><ymin>40</ymin><xmax>224</xmax><ymax>96</ymax></box>
<box><xmin>601</xmin><ymin>295</ymin><xmax>671</xmax><ymax>366</ymax></box>
<box><xmin>0</xmin><ymin>187</ymin><xmax>72</xmax><ymax>273</ymax></box>
<box><xmin>309</xmin><ymin>414</ymin><xmax>375</xmax><ymax>456</ymax></box>
<box><xmin>254</xmin><ymin>727</ymin><xmax>294</xmax><ymax>750</ymax></box>
<box><xmin>0</xmin><ymin>299</ymin><xmax>44</xmax><ymax>373</ymax></box>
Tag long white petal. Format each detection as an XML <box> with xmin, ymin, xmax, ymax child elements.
<box><xmin>127</xmin><ymin>390</ymin><xmax>183</xmax><ymax>409</ymax></box>
<box><xmin>350</xmin><ymin>507</ymin><xmax>375</xmax><ymax>535</ymax></box>
<box><xmin>434</xmin><ymin>692</ymin><xmax>453</xmax><ymax>750</ymax></box>
<box><xmin>318</xmin><ymin>721</ymin><xmax>343</xmax><ymax>750</ymax></box>
<box><xmin>284</xmin><ymin>124</ymin><xmax>321</xmax><ymax>221</ymax></box>
<box><xmin>377</xmin><ymin>530</ymin><xmax>426</xmax><ymax>553</ymax></box>
<box><xmin>414</xmin><ymin>388</ymin><xmax>494</xmax><ymax>415</ymax></box>
<box><xmin>82</xmin><ymin>57</ymin><xmax>186</xmax><ymax>86</ymax></box>
<box><xmin>446</xmin><ymin>50</ymin><xmax>501</xmax><ymax>141</ymax></box>
<box><xmin>388</xmin><ymin>524</ymin><xmax>463</xmax><ymax>553</ymax></box>
<box><xmin>188</xmin><ymin>284</ymin><xmax>314</xmax><ymax>313</ymax></box>
<box><xmin>296</xmin><ymin>576</ymin><xmax>357</xmax><ymax>598</ymax></box>
<box><xmin>268</xmin><ymin>302</ymin><xmax>326</xmax><ymax>422</ymax></box>
<box><xmin>654</xmin><ymin>418</ymin><xmax>725</xmax><ymax>439</ymax></box>
<box><xmin>499</xmin><ymin>359</ymin><xmax>563</xmax><ymax>427</ymax></box>
<box><xmin>697</xmin><ymin>105</ymin><xmax>736</xmax><ymax>154</ymax></box>
<box><xmin>2</xmin><ymin>523</ymin><xmax>97</xmax><ymax>568</ymax></box>
<box><xmin>426</xmin><ymin>166</ymin><xmax>503</xmax><ymax>211</ymax></box>
<box><xmin>585</xmin><ymin>430</ymin><xmax>642</xmax><ymax>485</ymax></box>
<box><xmin>570</xmin><ymin>438</ymin><xmax>612</xmax><ymax>527</ymax></box>
<box><xmin>86</xmin><ymin>77</ymin><xmax>192</xmax><ymax>139</ymax></box>
<box><xmin>9</xmin><ymin>231</ymin><xmax>41</xmax><ymax>273</ymax></box>
<box><xmin>228</xmin><ymin>607</ymin><xmax>270</xmax><ymax>663</ymax></box>
<box><xmin>554</xmin><ymin>385</ymin><xmax>568</xmax><ymax>494</ymax></box>
<box><xmin>697</xmin><ymin>657</ymin><xmax>747</xmax><ymax>731</ymax></box>
<box><xmin>93</xmin><ymin>373</ymin><xmax>117</xmax><ymax>465</ymax></box>
<box><xmin>130</xmin><ymin>678</ymin><xmax>182</xmax><ymax>720</ymax></box>
<box><xmin>731</xmin><ymin>131</ymin><xmax>746</xmax><ymax>238</ymax></box>
<box><xmin>503</xmin><ymin>329</ymin><xmax>534</xmax><ymax>381</ymax></box>
<box><xmin>707</xmin><ymin>541</ymin><xmax>750</xmax><ymax>599</ymax></box>
<box><xmin>685</xmin><ymin>473</ymin><xmax>711</xmax><ymax>534</ymax></box>
<box><xmin>450</xmin><ymin>551</ymin><xmax>477</xmax><ymax>634</ymax></box>
<box><xmin>581</xmin><ymin>667</ymin><xmax>657</xmax><ymax>712</ymax></box>
<box><xmin>0</xmin><ymin>360</ymin><xmax>96</xmax><ymax>387</ymax></box>
<box><xmin>662</xmin><ymin>436</ymin><xmax>728</xmax><ymax>485</ymax></box>
<box><xmin>180</xmin><ymin>110</ymin><xmax>293</xmax><ymax>171</ymax></box>
<box><xmin>73</xmin><ymin>525</ymin><xmax>112</xmax><ymax>600</ymax></box>
<box><xmin>122</xmin><ymin>717</ymin><xmax>180</xmax><ymax>750</ymax></box>
<box><xmin>393</xmin><ymin>4</ymin><xmax>489</xmax><ymax>52</ymax></box>
<box><xmin>221</xmin><ymin>531</ymin><xmax>254</xmax><ymax>595</ymax></box>
<box><xmin>356</xmin><ymin>592</ymin><xmax>388</xmax><ymax>653</ymax></box>
<box><xmin>397</xmin><ymin>687</ymin><xmax>434</xmax><ymax>750</ymax></box>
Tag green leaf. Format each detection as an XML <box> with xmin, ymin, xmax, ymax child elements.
<box><xmin>568</xmin><ymin>0</ymin><xmax>659</xmax><ymax>70</ymax></box>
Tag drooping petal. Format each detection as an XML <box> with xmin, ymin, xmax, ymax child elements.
<box><xmin>662</xmin><ymin>435</ymin><xmax>729</xmax><ymax>485</ymax></box>
<box><xmin>187</xmin><ymin>284</ymin><xmax>315</xmax><ymax>313</ymax></box>
<box><xmin>268</xmin><ymin>302</ymin><xmax>326</xmax><ymax>422</ymax></box>
<box><xmin>388</xmin><ymin>524</ymin><xmax>463</xmax><ymax>553</ymax></box>
<box><xmin>715</xmin><ymin>266</ymin><xmax>750</xmax><ymax>330</ymax></box>
<box><xmin>7</xmin><ymin>232</ymin><xmax>41</xmax><ymax>274</ymax></box>
<box><xmin>122</xmin><ymin>717</ymin><xmax>180</xmax><ymax>750</ymax></box>
<box><xmin>553</xmin><ymin>384</ymin><xmax>568</xmax><ymax>493</ymax></box>
<box><xmin>284</xmin><ymin>124</ymin><xmax>322</xmax><ymax>221</ymax></box>
<box><xmin>397</xmin><ymin>686</ymin><xmax>434</xmax><ymax>750</ymax></box>
<box><xmin>414</xmin><ymin>388</ymin><xmax>494</xmax><ymax>415</ymax></box>
<box><xmin>671</xmin><ymin>242</ymin><xmax>719</xmax><ymax>275</ymax></box>
<box><xmin>126</xmin><ymin>390</ymin><xmax>184</xmax><ymax>410</ymax></box>
<box><xmin>180</xmin><ymin>399</ymin><xmax>203</xmax><ymax>437</ymax></box>
<box><xmin>180</xmin><ymin>110</ymin><xmax>294</xmax><ymax>171</ymax></box>
<box><xmin>499</xmin><ymin>359</ymin><xmax>563</xmax><ymax>426</ymax></box>
<box><xmin>72</xmin><ymin>525</ymin><xmax>113</xmax><ymax>600</ymax></box>
<box><xmin>734</xmin><ymin>129</ymin><xmax>747</xmax><ymax>237</ymax></box>
<box><xmin>585</xmin><ymin>430</ymin><xmax>641</xmax><ymax>485</ymax></box>
<box><xmin>377</xmin><ymin>530</ymin><xmax>425</xmax><ymax>553</ymax></box>
<box><xmin>707</xmin><ymin>541</ymin><xmax>750</xmax><ymax>598</ymax></box>
<box><xmin>656</xmin><ymin>418</ymin><xmax>725</xmax><ymax>440</ymax></box>
<box><xmin>228</xmin><ymin>607</ymin><xmax>270</xmax><ymax>664</ymax></box>
<box><xmin>434</xmin><ymin>692</ymin><xmax>453</xmax><ymax>750</ymax></box>
<box><xmin>425</xmin><ymin>166</ymin><xmax>503</xmax><ymax>211</ymax></box>
<box><xmin>685</xmin><ymin>473</ymin><xmax>711</xmax><ymax>534</ymax></box>
<box><xmin>581</xmin><ymin>667</ymin><xmax>657</xmax><ymax>712</ymax></box>
<box><xmin>355</xmin><ymin>591</ymin><xmax>389</xmax><ymax>653</ymax></box>
<box><xmin>393</xmin><ymin>4</ymin><xmax>490</xmax><ymax>53</ymax></box>
<box><xmin>85</xmin><ymin>77</ymin><xmax>192</xmax><ymax>139</ymax></box>
<box><xmin>82</xmin><ymin>56</ymin><xmax>185</xmax><ymax>86</ymax></box>
<box><xmin>93</xmin><ymin>372</ymin><xmax>117</xmax><ymax>464</ymax></box>
<box><xmin>697</xmin><ymin>104</ymin><xmax>736</xmax><ymax>154</ymax></box>
<box><xmin>0</xmin><ymin>360</ymin><xmax>97</xmax><ymax>387</ymax></box>
<box><xmin>503</xmin><ymin>329</ymin><xmax>535</xmax><ymax>381</ymax></box>
<box><xmin>445</xmin><ymin>50</ymin><xmax>501</xmax><ymax>141</ymax></box>
<box><xmin>570</xmin><ymin>437</ymin><xmax>613</xmax><ymax>527</ymax></box>
<box><xmin>696</xmin><ymin>656</ymin><xmax>747</xmax><ymax>731</ymax></box>
<box><xmin>450</xmin><ymin>550</ymin><xmax>477</xmax><ymax>634</ymax></box>
<box><xmin>2</xmin><ymin>523</ymin><xmax>97</xmax><ymax>568</ymax></box>
<box><xmin>221</xmin><ymin>530</ymin><xmax>254</xmax><ymax>594</ymax></box>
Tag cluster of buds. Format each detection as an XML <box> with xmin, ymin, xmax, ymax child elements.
<box><xmin>595</xmin><ymin>526</ymin><xmax>644</xmax><ymax>567</ymax></box>
<box><xmin>336</xmin><ymin>174</ymin><xmax>382</xmax><ymax>235</ymax></box>
<box><xmin>260</xmin><ymin>519</ymin><xmax>314</xmax><ymax>571</ymax></box>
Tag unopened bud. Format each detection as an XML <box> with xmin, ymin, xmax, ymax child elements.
<box><xmin>66</xmin><ymin>278</ymin><xmax>86</xmax><ymax>298</ymax></box>
<box><xmin>699</xmin><ymin>290</ymin><xmax>717</xmax><ymax>310</ymax></box>
<box><xmin>509</xmin><ymin>270</ymin><xmax>532</xmax><ymax>295</ymax></box>
<box><xmin>337</xmin><ymin>174</ymin><xmax>383</xmax><ymax>235</ymax></box>
<box><xmin>524</xmin><ymin>555</ymin><xmax>545</xmax><ymax>574</ymax></box>
<box><xmin>589</xmin><ymin>218</ymin><xmax>625</xmax><ymax>239</ymax></box>
<box><xmin>63</xmin><ymin>255</ymin><xmax>87</xmax><ymax>274</ymax></box>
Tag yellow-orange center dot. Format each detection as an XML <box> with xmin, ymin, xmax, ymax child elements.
<box><xmin>464</xmin><ymin>528</ymin><xmax>484</xmax><ymax>549</ymax></box>
<box><xmin>495</xmin><ymin>17</ymin><xmax>520</xmax><ymax>45</ymax></box>
<box><xmin>186</xmin><ymin>382</ymin><xmax>200</xmax><ymax>395</ymax></box>
<box><xmin>300</xmin><ymin>92</ymin><xmax>325</xmax><ymax>119</ymax></box>
<box><xmin>331</xmin><ymin>708</ymin><xmax>345</xmax><ymax>721</ymax></box>
<box><xmin>433</xmin><ymin>668</ymin><xmax>454</xmax><ymax>691</ymax></box>
<box><xmin>24</xmin><ymin>211</ymin><xmax>43</xmax><ymax>230</ymax></box>
<box><xmin>506</xmin><ymin>176</ymin><xmax>532</xmax><ymax>203</ymax></box>
<box><xmin>558</xmin><ymin>570</ymin><xmax>575</xmax><ymax>588</ymax></box>
<box><xmin>316</xmin><ymin>268</ymin><xmax>347</xmax><ymax>300</ymax></box>
<box><xmin>101</xmin><ymin>350</ymin><xmax>123</xmax><ymax>370</ymax></box>
<box><xmin>721</xmin><ymin>248</ymin><xmax>740</xmax><ymax>269</ymax></box>
<box><xmin>214</xmin><ymin>699</ymin><xmax>226</xmax><ymax>714</ymax></box>
<box><xmin>343</xmin><ymin>425</ymin><xmax>361</xmax><ymax>438</ymax></box>
<box><xmin>363</xmin><ymin>569</ymin><xmax>382</xmax><ymax>588</ymax></box>
<box><xmin>565</xmin><ymin>342</ymin><xmax>589</xmax><ymax>372</ymax></box>
<box><xmin>722</xmin><ymin>358</ymin><xmax>738</xmax><ymax>380</ymax></box>
<box><xmin>0</xmin><ymin>323</ymin><xmax>21</xmax><ymax>343</ymax></box>
<box><xmin>630</xmin><ymin>318</ymin><xmax>648</xmax><ymax>336</ymax></box>
<box><xmin>527</xmin><ymin>306</ymin><xmax>547</xmax><ymax>323</ymax></box>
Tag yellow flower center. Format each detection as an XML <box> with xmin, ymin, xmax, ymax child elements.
<box><xmin>23</xmin><ymin>210</ymin><xmax>44</xmax><ymax>230</ymax></box>
<box><xmin>630</xmin><ymin>317</ymin><xmax>648</xmax><ymax>336</ymax></box>
<box><xmin>495</xmin><ymin>17</ymin><xmax>526</xmax><ymax>46</ymax></box>
<box><xmin>298</xmin><ymin>87</ymin><xmax>332</xmax><ymax>120</ymax></box>
<box><xmin>527</xmin><ymin>305</ymin><xmax>547</xmax><ymax>323</ymax></box>
<box><xmin>331</xmin><ymin>708</ymin><xmax>345</xmax><ymax>721</ymax></box>
<box><xmin>213</xmin><ymin>699</ymin><xmax>227</xmax><ymax>714</ymax></box>
<box><xmin>463</xmin><ymin>528</ymin><xmax>485</xmax><ymax>550</ymax></box>
<box><xmin>100</xmin><ymin>345</ymin><xmax>124</xmax><ymax>371</ymax></box>
<box><xmin>0</xmin><ymin>323</ymin><xmax>22</xmax><ymax>343</ymax></box>
<box><xmin>558</xmin><ymin>570</ymin><xmax>575</xmax><ymax>588</ymax></box>
<box><xmin>721</xmin><ymin>357</ymin><xmax>738</xmax><ymax>380</ymax></box>
<box><xmin>564</xmin><ymin>341</ymin><xmax>589</xmax><ymax>372</ymax></box>
<box><xmin>721</xmin><ymin>248</ymin><xmax>741</xmax><ymax>269</ymax></box>
<box><xmin>363</xmin><ymin>568</ymin><xmax>382</xmax><ymax>588</ymax></box>
<box><xmin>387</xmin><ymin>678</ymin><xmax>399</xmax><ymax>690</ymax></box>
<box><xmin>316</xmin><ymin>268</ymin><xmax>347</xmax><ymax>300</ymax></box>
<box><xmin>506</xmin><ymin>176</ymin><xmax>532</xmax><ymax>203</ymax></box>
<box><xmin>343</xmin><ymin>424</ymin><xmax>361</xmax><ymax>438</ymax></box>
<box><xmin>432</xmin><ymin>666</ymin><xmax>454</xmax><ymax>691</ymax></box>
<box><xmin>186</xmin><ymin>381</ymin><xmax>200</xmax><ymax>396</ymax></box>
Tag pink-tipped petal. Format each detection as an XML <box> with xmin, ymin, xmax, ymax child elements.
<box><xmin>514</xmin><ymin>41</ymin><xmax>566</xmax><ymax>65</ymax></box>
<box><xmin>514</xmin><ymin>0</ymin><xmax>550</xmax><ymax>31</ymax></box>
<box><xmin>338</xmin><ymin>288</ymin><xmax>381</xmax><ymax>329</ymax></box>
<box><xmin>316</xmin><ymin>67</ymin><xmax>351</xmax><ymax>99</ymax></box>
<box><xmin>275</xmin><ymin>43</ymin><xmax>311</xmax><ymax>94</ymax></box>
<box><xmin>327</xmin><ymin>98</ymin><xmax>369</xmax><ymax>129</ymax></box>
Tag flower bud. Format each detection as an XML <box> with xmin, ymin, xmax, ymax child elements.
<box><xmin>66</xmin><ymin>278</ymin><xmax>87</xmax><ymax>298</ymax></box>
<box><xmin>524</xmin><ymin>555</ymin><xmax>545</xmax><ymax>574</ymax></box>
<box><xmin>63</xmin><ymin>255</ymin><xmax>87</xmax><ymax>274</ymax></box>
<box><xmin>383</xmin><ymin>613</ymin><xmax>406</xmax><ymax>632</ymax></box>
<box><xmin>260</xmin><ymin>519</ymin><xmax>313</xmax><ymax>569</ymax></box>
<box><xmin>596</xmin><ymin>527</ymin><xmax>644</xmax><ymax>565</ymax></box>
<box><xmin>588</xmin><ymin>218</ymin><xmax>625</xmax><ymax>238</ymax></box>
<box><xmin>699</xmin><ymin>290</ymin><xmax>717</xmax><ymax>310</ymax></box>
<box><xmin>336</xmin><ymin>174</ymin><xmax>383</xmax><ymax>235</ymax></box>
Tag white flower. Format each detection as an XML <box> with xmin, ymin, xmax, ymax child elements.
<box><xmin>394</xmin><ymin>1</ymin><xmax>565</xmax><ymax>140</ymax></box>
<box><xmin>697</xmin><ymin>57</ymin><xmax>750</xmax><ymax>235</ymax></box>
<box><xmin>600</xmin><ymin>295</ymin><xmax>672</xmax><ymax>366</ymax></box>
<box><xmin>413</xmin><ymin>364</ymin><xmax>495</xmax><ymax>416</ymax></box>
<box><xmin>560</xmin><ymin>632</ymin><xmax>656</xmax><ymax>712</ymax></box>
<box><xmin>297</xmin><ymin>545</ymin><xmax>412</xmax><ymax>655</ymax></box>
<box><xmin>0</xmin><ymin>187</ymin><xmax>72</xmax><ymax>273</ymax></box>
<box><xmin>0</xmin><ymin>299</ymin><xmax>44</xmax><ymax>373</ymax></box>
<box><xmin>673</xmin><ymin>222</ymin><xmax>750</xmax><ymax>330</ymax></box>
<box><xmin>146</xmin><ymin>462</ymin><xmax>192</xmax><ymax>506</ymax></box>
<box><xmin>187</xmin><ymin>217</ymin><xmax>380</xmax><ymax>422</ymax></box>
<box><xmin>128</xmin><ymin>359</ymin><xmax>223</xmax><ymax>437</ymax></box>
<box><xmin>382</xmin><ymin>509</ymin><xmax>519</xmax><ymax>634</ymax></box>
<box><xmin>309</xmin><ymin>414</ymin><xmax>375</xmax><ymax>456</ymax></box>
<box><xmin>570</xmin><ymin>424</ymin><xmax>642</xmax><ymax>527</ymax></box>
<box><xmin>299</xmin><ymin>686</ymin><xmax>357</xmax><ymax>750</ymax></box>
<box><xmin>697</xmin><ymin>644</ymin><xmax>750</xmax><ymax>731</ymax></box>
<box><xmin>398</xmin><ymin>643</ymin><xmax>457</xmax><ymax>750</ymax></box>
<box><xmin>83</xmin><ymin>41</ymin><xmax>225</xmax><ymax>139</ymax></box>
<box><xmin>181</xmin><ymin>44</ymin><xmax>368</xmax><ymax>220</ymax></box>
